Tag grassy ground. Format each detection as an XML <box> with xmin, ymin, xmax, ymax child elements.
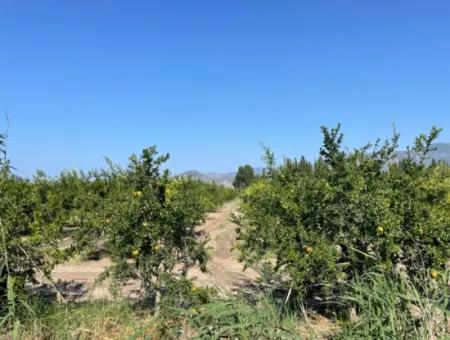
<box><xmin>3</xmin><ymin>296</ymin><xmax>327</xmax><ymax>339</ymax></box>
<box><xmin>3</xmin><ymin>274</ymin><xmax>449</xmax><ymax>340</ymax></box>
<box><xmin>4</xmin><ymin>300</ymin><xmax>152</xmax><ymax>339</ymax></box>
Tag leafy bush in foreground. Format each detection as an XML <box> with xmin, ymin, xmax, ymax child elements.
<box><xmin>0</xmin><ymin>164</ymin><xmax>63</xmax><ymax>315</ymax></box>
<box><xmin>102</xmin><ymin>147</ymin><xmax>214</xmax><ymax>307</ymax></box>
<box><xmin>236</xmin><ymin>126</ymin><xmax>450</xmax><ymax>299</ymax></box>
<box><xmin>1</xmin><ymin>142</ymin><xmax>235</xmax><ymax>324</ymax></box>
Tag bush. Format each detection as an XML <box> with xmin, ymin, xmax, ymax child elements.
<box><xmin>102</xmin><ymin>147</ymin><xmax>211</xmax><ymax>307</ymax></box>
<box><xmin>236</xmin><ymin>125</ymin><xmax>450</xmax><ymax>300</ymax></box>
<box><xmin>175</xmin><ymin>179</ymin><xmax>236</xmax><ymax>212</ymax></box>
<box><xmin>0</xmin><ymin>157</ymin><xmax>62</xmax><ymax>324</ymax></box>
<box><xmin>29</xmin><ymin>169</ymin><xmax>112</xmax><ymax>257</ymax></box>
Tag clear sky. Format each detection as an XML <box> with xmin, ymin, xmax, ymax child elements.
<box><xmin>1</xmin><ymin>1</ymin><xmax>450</xmax><ymax>177</ymax></box>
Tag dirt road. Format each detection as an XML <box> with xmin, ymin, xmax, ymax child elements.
<box><xmin>47</xmin><ymin>200</ymin><xmax>258</xmax><ymax>300</ymax></box>
<box><xmin>187</xmin><ymin>200</ymin><xmax>258</xmax><ymax>293</ymax></box>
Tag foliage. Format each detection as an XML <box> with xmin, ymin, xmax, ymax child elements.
<box><xmin>1</xmin><ymin>129</ymin><xmax>119</xmax><ymax>320</ymax></box>
<box><xmin>30</xmin><ymin>169</ymin><xmax>112</xmax><ymax>256</ymax></box>
<box><xmin>233</xmin><ymin>164</ymin><xmax>256</xmax><ymax>189</ymax></box>
<box><xmin>236</xmin><ymin>125</ymin><xmax>450</xmax><ymax>300</ymax></box>
<box><xmin>1</xmin><ymin>164</ymin><xmax>120</xmax><ymax>322</ymax></box>
<box><xmin>178</xmin><ymin>178</ymin><xmax>236</xmax><ymax>212</ymax></box>
<box><xmin>100</xmin><ymin>147</ymin><xmax>225</xmax><ymax>307</ymax></box>
<box><xmin>339</xmin><ymin>269</ymin><xmax>450</xmax><ymax>339</ymax></box>
<box><xmin>0</xmin><ymin>166</ymin><xmax>63</xmax><ymax>317</ymax></box>
<box><xmin>1</xmin><ymin>141</ymin><xmax>235</xmax><ymax>328</ymax></box>
<box><xmin>5</xmin><ymin>121</ymin><xmax>450</xmax><ymax>337</ymax></box>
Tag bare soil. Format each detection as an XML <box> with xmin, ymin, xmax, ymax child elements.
<box><xmin>186</xmin><ymin>200</ymin><xmax>259</xmax><ymax>293</ymax></box>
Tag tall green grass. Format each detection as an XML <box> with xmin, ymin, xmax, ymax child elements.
<box><xmin>186</xmin><ymin>295</ymin><xmax>300</xmax><ymax>339</ymax></box>
<box><xmin>2</xmin><ymin>299</ymin><xmax>152</xmax><ymax>339</ymax></box>
<box><xmin>2</xmin><ymin>294</ymin><xmax>304</xmax><ymax>339</ymax></box>
<box><xmin>340</xmin><ymin>270</ymin><xmax>449</xmax><ymax>339</ymax></box>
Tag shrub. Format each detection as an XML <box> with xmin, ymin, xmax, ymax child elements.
<box><xmin>236</xmin><ymin>125</ymin><xmax>450</xmax><ymax>300</ymax></box>
<box><xmin>102</xmin><ymin>147</ymin><xmax>210</xmax><ymax>308</ymax></box>
<box><xmin>176</xmin><ymin>179</ymin><xmax>236</xmax><ymax>212</ymax></box>
<box><xmin>0</xmin><ymin>151</ymin><xmax>62</xmax><ymax>322</ymax></box>
<box><xmin>29</xmin><ymin>169</ymin><xmax>111</xmax><ymax>257</ymax></box>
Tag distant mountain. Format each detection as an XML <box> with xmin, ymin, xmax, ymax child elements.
<box><xmin>180</xmin><ymin>167</ymin><xmax>264</xmax><ymax>187</ymax></box>
<box><xmin>396</xmin><ymin>143</ymin><xmax>450</xmax><ymax>164</ymax></box>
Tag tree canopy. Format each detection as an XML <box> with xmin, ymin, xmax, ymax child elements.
<box><xmin>233</xmin><ymin>164</ymin><xmax>255</xmax><ymax>189</ymax></box>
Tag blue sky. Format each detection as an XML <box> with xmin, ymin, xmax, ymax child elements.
<box><xmin>1</xmin><ymin>1</ymin><xmax>450</xmax><ymax>176</ymax></box>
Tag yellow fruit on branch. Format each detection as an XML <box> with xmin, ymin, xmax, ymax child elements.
<box><xmin>305</xmin><ymin>246</ymin><xmax>313</xmax><ymax>255</ymax></box>
<box><xmin>132</xmin><ymin>249</ymin><xmax>140</xmax><ymax>257</ymax></box>
<box><xmin>376</xmin><ymin>226</ymin><xmax>384</xmax><ymax>234</ymax></box>
<box><xmin>431</xmin><ymin>270</ymin><xmax>438</xmax><ymax>279</ymax></box>
<box><xmin>133</xmin><ymin>191</ymin><xmax>143</xmax><ymax>198</ymax></box>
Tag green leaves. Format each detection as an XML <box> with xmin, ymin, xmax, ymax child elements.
<box><xmin>237</xmin><ymin>126</ymin><xmax>450</xmax><ymax>299</ymax></box>
<box><xmin>1</xmin><ymin>142</ymin><xmax>235</xmax><ymax>319</ymax></box>
<box><xmin>102</xmin><ymin>147</ymin><xmax>234</xmax><ymax>307</ymax></box>
<box><xmin>233</xmin><ymin>165</ymin><xmax>256</xmax><ymax>189</ymax></box>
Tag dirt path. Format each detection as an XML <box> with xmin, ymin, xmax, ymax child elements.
<box><xmin>46</xmin><ymin>200</ymin><xmax>258</xmax><ymax>300</ymax></box>
<box><xmin>187</xmin><ymin>200</ymin><xmax>258</xmax><ymax>293</ymax></box>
